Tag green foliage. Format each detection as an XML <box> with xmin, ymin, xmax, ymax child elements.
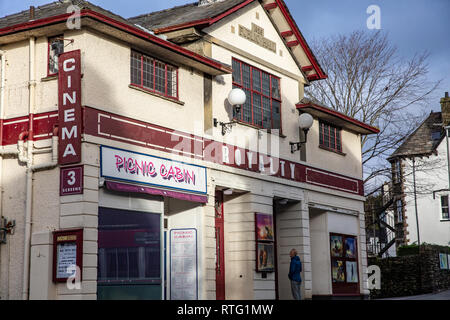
<box><xmin>397</xmin><ymin>243</ymin><xmax>450</xmax><ymax>256</ymax></box>
<box><xmin>397</xmin><ymin>244</ymin><xmax>420</xmax><ymax>256</ymax></box>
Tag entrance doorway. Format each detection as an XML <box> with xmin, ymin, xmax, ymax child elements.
<box><xmin>215</xmin><ymin>190</ymin><xmax>225</xmax><ymax>300</ymax></box>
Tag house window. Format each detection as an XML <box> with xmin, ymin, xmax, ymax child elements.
<box><xmin>232</xmin><ymin>58</ymin><xmax>281</xmax><ymax>130</ymax></box>
<box><xmin>396</xmin><ymin>199</ymin><xmax>403</xmax><ymax>223</ymax></box>
<box><xmin>393</xmin><ymin>161</ymin><xmax>402</xmax><ymax>184</ymax></box>
<box><xmin>48</xmin><ymin>36</ymin><xmax>64</xmax><ymax>76</ymax></box>
<box><xmin>130</xmin><ymin>50</ymin><xmax>178</xmax><ymax>99</ymax></box>
<box><xmin>319</xmin><ymin>121</ymin><xmax>342</xmax><ymax>152</ymax></box>
<box><xmin>441</xmin><ymin>196</ymin><xmax>450</xmax><ymax>220</ymax></box>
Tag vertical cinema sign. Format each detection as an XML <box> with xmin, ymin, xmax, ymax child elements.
<box><xmin>58</xmin><ymin>50</ymin><xmax>82</xmax><ymax>165</ymax></box>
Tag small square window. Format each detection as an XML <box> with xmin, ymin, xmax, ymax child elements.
<box><xmin>441</xmin><ymin>195</ymin><xmax>449</xmax><ymax>220</ymax></box>
<box><xmin>48</xmin><ymin>36</ymin><xmax>64</xmax><ymax>76</ymax></box>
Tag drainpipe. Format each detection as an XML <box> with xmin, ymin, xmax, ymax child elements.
<box><xmin>0</xmin><ymin>49</ymin><xmax>6</xmax><ymax>290</ymax></box>
<box><xmin>22</xmin><ymin>37</ymin><xmax>36</xmax><ymax>301</ymax></box>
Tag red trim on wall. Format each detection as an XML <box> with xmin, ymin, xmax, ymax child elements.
<box><xmin>297</xmin><ymin>103</ymin><xmax>380</xmax><ymax>134</ymax></box>
<box><xmin>280</xmin><ymin>30</ymin><xmax>294</xmax><ymax>38</ymax></box>
<box><xmin>286</xmin><ymin>40</ymin><xmax>299</xmax><ymax>47</ymax></box>
<box><xmin>0</xmin><ymin>107</ymin><xmax>365</xmax><ymax>196</ymax></box>
<box><xmin>301</xmin><ymin>65</ymin><xmax>314</xmax><ymax>72</ymax></box>
<box><xmin>0</xmin><ymin>10</ymin><xmax>232</xmax><ymax>75</ymax></box>
<box><xmin>264</xmin><ymin>3</ymin><xmax>278</xmax><ymax>10</ymax></box>
<box><xmin>83</xmin><ymin>106</ymin><xmax>364</xmax><ymax>196</ymax></box>
<box><xmin>273</xmin><ymin>0</ymin><xmax>327</xmax><ymax>80</ymax></box>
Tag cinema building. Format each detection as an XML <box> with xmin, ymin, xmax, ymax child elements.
<box><xmin>0</xmin><ymin>0</ymin><xmax>379</xmax><ymax>300</ymax></box>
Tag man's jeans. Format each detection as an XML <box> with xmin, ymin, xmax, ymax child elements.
<box><xmin>291</xmin><ymin>280</ymin><xmax>302</xmax><ymax>300</ymax></box>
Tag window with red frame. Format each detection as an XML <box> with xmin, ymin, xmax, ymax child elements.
<box><xmin>232</xmin><ymin>59</ymin><xmax>281</xmax><ymax>130</ymax></box>
<box><xmin>319</xmin><ymin>121</ymin><xmax>342</xmax><ymax>152</ymax></box>
<box><xmin>130</xmin><ymin>50</ymin><xmax>178</xmax><ymax>99</ymax></box>
<box><xmin>48</xmin><ymin>35</ymin><xmax>64</xmax><ymax>76</ymax></box>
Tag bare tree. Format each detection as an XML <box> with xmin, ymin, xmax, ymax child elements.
<box><xmin>305</xmin><ymin>30</ymin><xmax>441</xmax><ymax>188</ymax></box>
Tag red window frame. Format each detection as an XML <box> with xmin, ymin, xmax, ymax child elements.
<box><xmin>319</xmin><ymin>121</ymin><xmax>342</xmax><ymax>153</ymax></box>
<box><xmin>232</xmin><ymin>58</ymin><xmax>282</xmax><ymax>130</ymax></box>
<box><xmin>48</xmin><ymin>35</ymin><xmax>64</xmax><ymax>77</ymax></box>
<box><xmin>130</xmin><ymin>50</ymin><xmax>179</xmax><ymax>100</ymax></box>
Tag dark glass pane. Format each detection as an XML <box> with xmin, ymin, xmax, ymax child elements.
<box><xmin>442</xmin><ymin>196</ymin><xmax>449</xmax><ymax>207</ymax></box>
<box><xmin>155</xmin><ymin>61</ymin><xmax>166</xmax><ymax>94</ymax></box>
<box><xmin>271</xmin><ymin>77</ymin><xmax>280</xmax><ymax>99</ymax></box>
<box><xmin>49</xmin><ymin>37</ymin><xmax>64</xmax><ymax>74</ymax></box>
<box><xmin>128</xmin><ymin>248</ymin><xmax>139</xmax><ymax>278</ymax></box>
<box><xmin>117</xmin><ymin>248</ymin><xmax>129</xmax><ymax>278</ymax></box>
<box><xmin>232</xmin><ymin>60</ymin><xmax>241</xmax><ymax>85</ymax></box>
<box><xmin>167</xmin><ymin>66</ymin><xmax>177</xmax><ymax>97</ymax></box>
<box><xmin>242</xmin><ymin>64</ymin><xmax>251</xmax><ymax>89</ymax></box>
<box><xmin>242</xmin><ymin>88</ymin><xmax>252</xmax><ymax>123</ymax></box>
<box><xmin>262</xmin><ymin>73</ymin><xmax>270</xmax><ymax>96</ymax></box>
<box><xmin>336</xmin><ymin>129</ymin><xmax>342</xmax><ymax>151</ymax></box>
<box><xmin>272</xmin><ymin>100</ymin><xmax>281</xmax><ymax>130</ymax></box>
<box><xmin>319</xmin><ymin>123</ymin><xmax>324</xmax><ymax>145</ymax></box>
<box><xmin>262</xmin><ymin>96</ymin><xmax>271</xmax><ymax>129</ymax></box>
<box><xmin>105</xmin><ymin>249</ymin><xmax>117</xmax><ymax>279</ymax></box>
<box><xmin>130</xmin><ymin>51</ymin><xmax>142</xmax><ymax>86</ymax></box>
<box><xmin>324</xmin><ymin>124</ymin><xmax>330</xmax><ymax>147</ymax></box>
<box><xmin>98</xmin><ymin>208</ymin><xmax>161</xmax><ymax>282</ymax></box>
<box><xmin>252</xmin><ymin>69</ymin><xmax>261</xmax><ymax>92</ymax></box>
<box><xmin>142</xmin><ymin>56</ymin><xmax>154</xmax><ymax>89</ymax></box>
<box><xmin>330</xmin><ymin>127</ymin><xmax>336</xmax><ymax>149</ymax></box>
<box><xmin>253</xmin><ymin>93</ymin><xmax>262</xmax><ymax>126</ymax></box>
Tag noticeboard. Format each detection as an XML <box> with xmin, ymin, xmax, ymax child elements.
<box><xmin>53</xmin><ymin>229</ymin><xmax>83</xmax><ymax>283</ymax></box>
<box><xmin>170</xmin><ymin>229</ymin><xmax>198</xmax><ymax>300</ymax></box>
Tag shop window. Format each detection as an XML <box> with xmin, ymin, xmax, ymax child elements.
<box><xmin>98</xmin><ymin>207</ymin><xmax>161</xmax><ymax>300</ymax></box>
<box><xmin>441</xmin><ymin>195</ymin><xmax>450</xmax><ymax>220</ymax></box>
<box><xmin>232</xmin><ymin>58</ymin><xmax>281</xmax><ymax>130</ymax></box>
<box><xmin>319</xmin><ymin>121</ymin><xmax>342</xmax><ymax>153</ymax></box>
<box><xmin>130</xmin><ymin>50</ymin><xmax>178</xmax><ymax>99</ymax></box>
<box><xmin>330</xmin><ymin>233</ymin><xmax>359</xmax><ymax>295</ymax></box>
<box><xmin>48</xmin><ymin>35</ymin><xmax>64</xmax><ymax>76</ymax></box>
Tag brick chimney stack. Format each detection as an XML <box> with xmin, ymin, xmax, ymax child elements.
<box><xmin>441</xmin><ymin>92</ymin><xmax>450</xmax><ymax>126</ymax></box>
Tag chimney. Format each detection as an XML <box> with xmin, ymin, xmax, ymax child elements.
<box><xmin>441</xmin><ymin>92</ymin><xmax>450</xmax><ymax>126</ymax></box>
<box><xmin>29</xmin><ymin>6</ymin><xmax>35</xmax><ymax>21</ymax></box>
<box><xmin>198</xmin><ymin>0</ymin><xmax>226</xmax><ymax>6</ymax></box>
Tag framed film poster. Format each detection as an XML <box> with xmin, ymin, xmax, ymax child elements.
<box><xmin>330</xmin><ymin>233</ymin><xmax>359</xmax><ymax>295</ymax></box>
<box><xmin>255</xmin><ymin>213</ymin><xmax>275</xmax><ymax>273</ymax></box>
<box><xmin>53</xmin><ymin>229</ymin><xmax>83</xmax><ymax>283</ymax></box>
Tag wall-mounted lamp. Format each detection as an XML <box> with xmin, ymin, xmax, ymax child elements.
<box><xmin>289</xmin><ymin>113</ymin><xmax>314</xmax><ymax>154</ymax></box>
<box><xmin>214</xmin><ymin>88</ymin><xmax>247</xmax><ymax>135</ymax></box>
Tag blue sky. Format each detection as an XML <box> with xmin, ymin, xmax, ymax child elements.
<box><xmin>1</xmin><ymin>0</ymin><xmax>449</xmax><ymax>111</ymax></box>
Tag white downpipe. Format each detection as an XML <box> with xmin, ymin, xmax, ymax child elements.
<box><xmin>0</xmin><ymin>49</ymin><xmax>6</xmax><ymax>291</ymax></box>
<box><xmin>22</xmin><ymin>37</ymin><xmax>35</xmax><ymax>301</ymax></box>
<box><xmin>30</xmin><ymin>135</ymin><xmax>58</xmax><ymax>172</ymax></box>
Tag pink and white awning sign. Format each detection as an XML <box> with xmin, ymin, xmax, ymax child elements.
<box><xmin>100</xmin><ymin>146</ymin><xmax>207</xmax><ymax>195</ymax></box>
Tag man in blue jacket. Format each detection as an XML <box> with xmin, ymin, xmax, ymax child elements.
<box><xmin>288</xmin><ymin>248</ymin><xmax>302</xmax><ymax>300</ymax></box>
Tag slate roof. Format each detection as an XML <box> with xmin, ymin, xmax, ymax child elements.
<box><xmin>389</xmin><ymin>112</ymin><xmax>444</xmax><ymax>160</ymax></box>
<box><xmin>129</xmin><ymin>0</ymin><xmax>247</xmax><ymax>32</ymax></box>
<box><xmin>0</xmin><ymin>0</ymin><xmax>133</xmax><ymax>30</ymax></box>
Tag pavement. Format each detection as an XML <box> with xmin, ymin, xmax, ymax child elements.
<box><xmin>380</xmin><ymin>289</ymin><xmax>450</xmax><ymax>300</ymax></box>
